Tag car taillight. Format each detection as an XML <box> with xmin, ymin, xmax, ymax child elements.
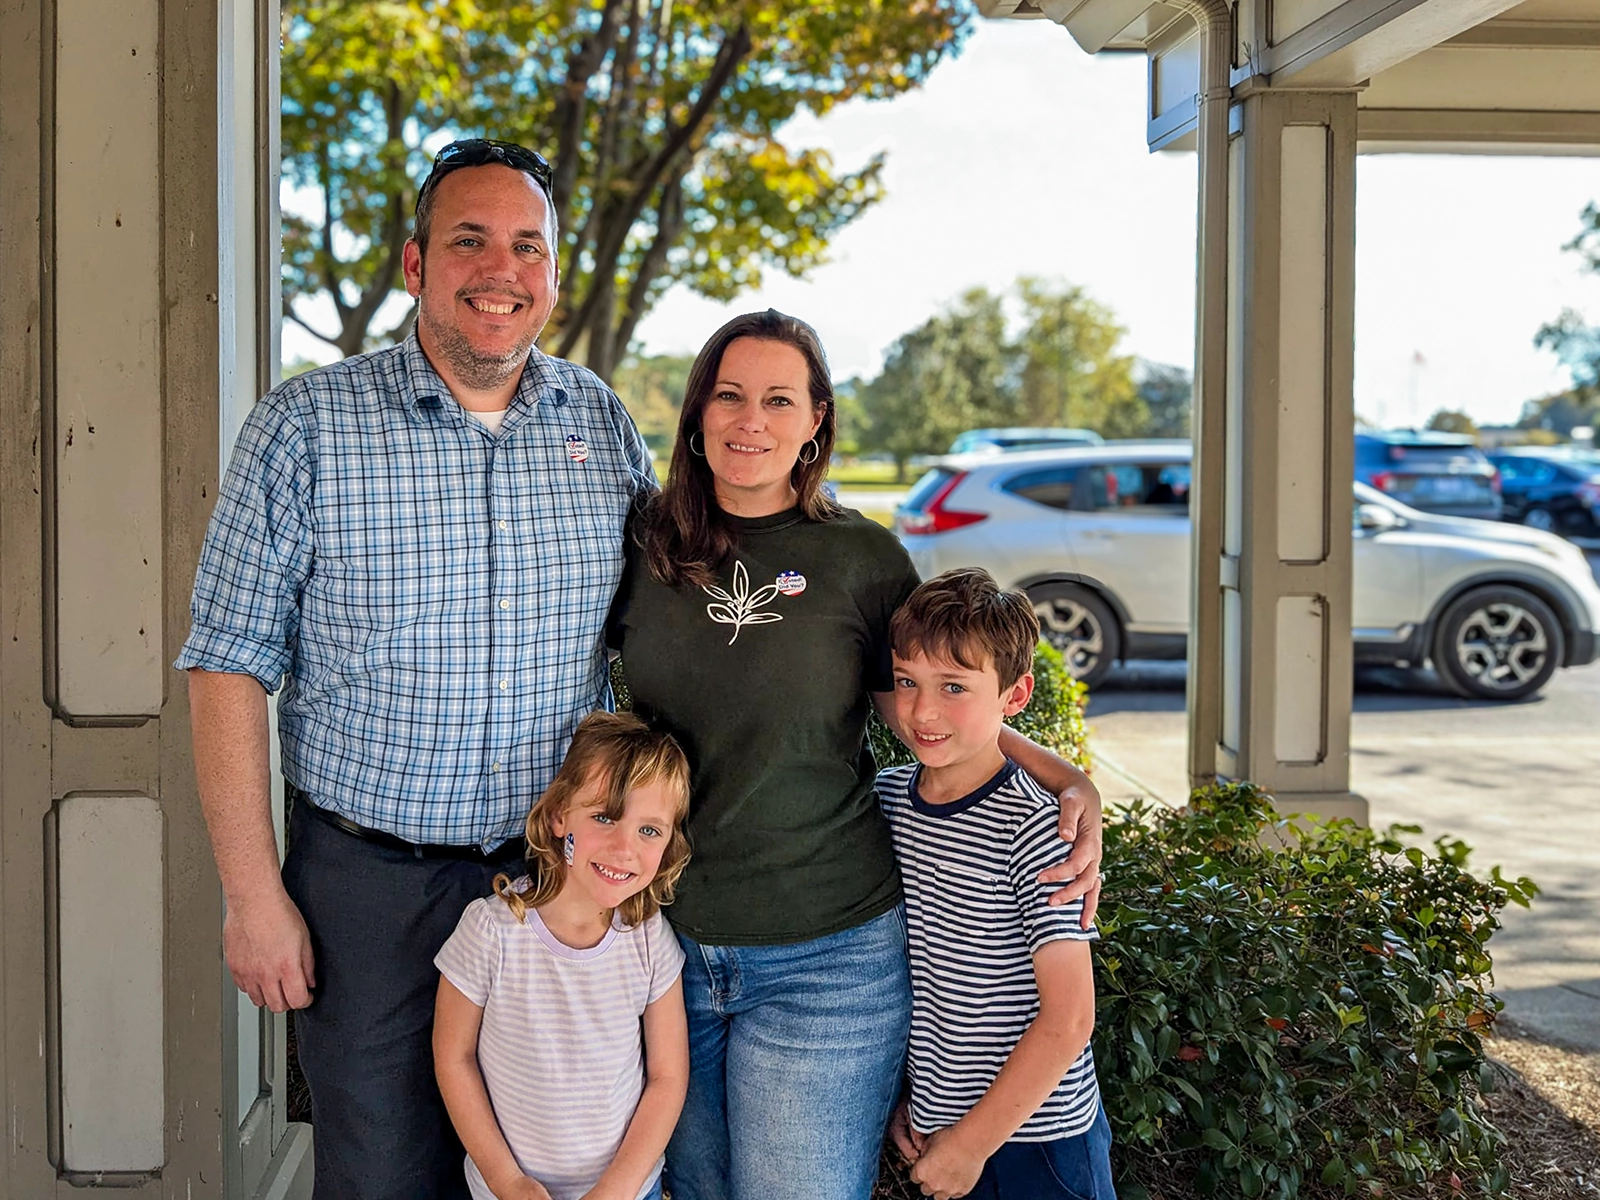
<box><xmin>1371</xmin><ymin>471</ymin><xmax>1398</xmax><ymax>493</ymax></box>
<box><xmin>1489</xmin><ymin>469</ymin><xmax>1502</xmax><ymax>494</ymax></box>
<box><xmin>1579</xmin><ymin>480</ymin><xmax>1600</xmax><ymax>509</ymax></box>
<box><xmin>896</xmin><ymin>472</ymin><xmax>988</xmax><ymax>536</ymax></box>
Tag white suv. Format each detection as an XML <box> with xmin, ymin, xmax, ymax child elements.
<box><xmin>895</xmin><ymin>443</ymin><xmax>1600</xmax><ymax>700</ymax></box>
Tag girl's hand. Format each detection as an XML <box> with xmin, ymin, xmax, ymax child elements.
<box><xmin>889</xmin><ymin>1099</ymin><xmax>926</xmax><ymax>1164</ymax></box>
<box><xmin>489</xmin><ymin>1170</ymin><xmax>553</xmax><ymax>1200</ymax></box>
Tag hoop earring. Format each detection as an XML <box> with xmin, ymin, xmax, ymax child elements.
<box><xmin>797</xmin><ymin>438</ymin><xmax>820</xmax><ymax>465</ymax></box>
<box><xmin>688</xmin><ymin>431</ymin><xmax>706</xmax><ymax>457</ymax></box>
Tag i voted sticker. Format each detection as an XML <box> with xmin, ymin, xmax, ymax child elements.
<box><xmin>775</xmin><ymin>571</ymin><xmax>807</xmax><ymax>597</ymax></box>
<box><xmin>565</xmin><ymin>434</ymin><xmax>590</xmax><ymax>463</ymax></box>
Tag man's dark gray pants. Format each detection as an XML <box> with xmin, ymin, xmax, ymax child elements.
<box><xmin>282</xmin><ymin>799</ymin><xmax>522</xmax><ymax>1199</ymax></box>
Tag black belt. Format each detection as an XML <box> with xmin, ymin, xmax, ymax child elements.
<box><xmin>294</xmin><ymin>789</ymin><xmax>523</xmax><ymax>865</ymax></box>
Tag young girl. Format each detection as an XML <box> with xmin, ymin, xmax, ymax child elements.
<box><xmin>434</xmin><ymin>711</ymin><xmax>693</xmax><ymax>1200</ymax></box>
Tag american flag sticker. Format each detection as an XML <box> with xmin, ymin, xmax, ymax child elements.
<box><xmin>775</xmin><ymin>571</ymin><xmax>807</xmax><ymax>597</ymax></box>
<box><xmin>566</xmin><ymin>434</ymin><xmax>590</xmax><ymax>463</ymax></box>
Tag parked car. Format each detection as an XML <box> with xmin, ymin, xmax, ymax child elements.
<box><xmin>895</xmin><ymin>443</ymin><xmax>1600</xmax><ymax>700</ymax></box>
<box><xmin>1354</xmin><ymin>431</ymin><xmax>1502</xmax><ymax>520</ymax></box>
<box><xmin>1486</xmin><ymin>446</ymin><xmax>1600</xmax><ymax>537</ymax></box>
<box><xmin>947</xmin><ymin>427</ymin><xmax>1104</xmax><ymax>455</ymax></box>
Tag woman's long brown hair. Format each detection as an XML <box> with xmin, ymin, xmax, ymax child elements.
<box><xmin>636</xmin><ymin>309</ymin><xmax>842</xmax><ymax>589</ymax></box>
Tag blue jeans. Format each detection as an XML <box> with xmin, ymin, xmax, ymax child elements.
<box><xmin>969</xmin><ymin>1106</ymin><xmax>1116</xmax><ymax>1200</ymax></box>
<box><xmin>664</xmin><ymin>906</ymin><xmax>913</xmax><ymax>1200</ymax></box>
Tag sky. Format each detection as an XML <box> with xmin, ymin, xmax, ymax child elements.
<box><xmin>285</xmin><ymin>17</ymin><xmax>1600</xmax><ymax>428</ymax></box>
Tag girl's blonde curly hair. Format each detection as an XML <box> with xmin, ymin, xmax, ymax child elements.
<box><xmin>495</xmin><ymin>711</ymin><xmax>692</xmax><ymax>929</ymax></box>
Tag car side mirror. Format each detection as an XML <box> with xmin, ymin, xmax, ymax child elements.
<box><xmin>1355</xmin><ymin>503</ymin><xmax>1402</xmax><ymax>533</ymax></box>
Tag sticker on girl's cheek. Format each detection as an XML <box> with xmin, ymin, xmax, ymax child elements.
<box><xmin>776</xmin><ymin>571</ymin><xmax>806</xmax><ymax>597</ymax></box>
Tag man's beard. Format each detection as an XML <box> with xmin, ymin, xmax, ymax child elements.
<box><xmin>429</xmin><ymin>318</ymin><xmax>537</xmax><ymax>392</ymax></box>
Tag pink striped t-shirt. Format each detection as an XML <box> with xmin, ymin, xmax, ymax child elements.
<box><xmin>435</xmin><ymin>887</ymin><xmax>685</xmax><ymax>1200</ymax></box>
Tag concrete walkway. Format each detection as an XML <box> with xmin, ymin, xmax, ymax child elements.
<box><xmin>1087</xmin><ymin>569</ymin><xmax>1600</xmax><ymax>1055</ymax></box>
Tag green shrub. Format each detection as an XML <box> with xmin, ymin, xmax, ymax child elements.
<box><xmin>1095</xmin><ymin>784</ymin><xmax>1535</xmax><ymax>1199</ymax></box>
<box><xmin>867</xmin><ymin>638</ymin><xmax>1090</xmax><ymax>771</ymax></box>
<box><xmin>876</xmin><ymin>784</ymin><xmax>1535</xmax><ymax>1200</ymax></box>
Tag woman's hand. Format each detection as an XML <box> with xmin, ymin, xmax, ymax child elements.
<box><xmin>1041</xmin><ymin>771</ymin><xmax>1104</xmax><ymax>927</ymax></box>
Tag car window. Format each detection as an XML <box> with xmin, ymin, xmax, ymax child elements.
<box><xmin>902</xmin><ymin>468</ymin><xmax>957</xmax><ymax>513</ymax></box>
<box><xmin>1084</xmin><ymin>463</ymin><xmax>1191</xmax><ymax>512</ymax></box>
<box><xmin>1381</xmin><ymin>443</ymin><xmax>1487</xmax><ymax>468</ymax></box>
<box><xmin>1001</xmin><ymin>467</ymin><xmax>1076</xmax><ymax>510</ymax></box>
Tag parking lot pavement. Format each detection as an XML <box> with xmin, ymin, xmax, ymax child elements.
<box><xmin>1085</xmin><ymin>549</ymin><xmax>1600</xmax><ymax>1050</ymax></box>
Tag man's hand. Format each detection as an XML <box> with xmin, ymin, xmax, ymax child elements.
<box><xmin>1040</xmin><ymin>772</ymin><xmax>1104</xmax><ymax>927</ymax></box>
<box><xmin>223</xmin><ymin>886</ymin><xmax>316</xmax><ymax>1012</ymax></box>
<box><xmin>889</xmin><ymin>1099</ymin><xmax>926</xmax><ymax>1165</ymax></box>
<box><xmin>908</xmin><ymin>1125</ymin><xmax>987</xmax><ymax>1200</ymax></box>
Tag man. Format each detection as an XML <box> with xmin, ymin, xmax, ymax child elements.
<box><xmin>177</xmin><ymin>140</ymin><xmax>654</xmax><ymax>1199</ymax></box>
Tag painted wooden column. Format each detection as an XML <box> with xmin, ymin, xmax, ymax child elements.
<box><xmin>0</xmin><ymin>0</ymin><xmax>306</xmax><ymax>1195</ymax></box>
<box><xmin>1192</xmin><ymin>85</ymin><xmax>1367</xmax><ymax>823</ymax></box>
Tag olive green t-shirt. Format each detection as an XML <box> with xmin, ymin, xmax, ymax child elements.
<box><xmin>609</xmin><ymin>506</ymin><xmax>920</xmax><ymax>945</ymax></box>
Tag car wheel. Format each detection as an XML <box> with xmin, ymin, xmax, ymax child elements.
<box><xmin>1431</xmin><ymin>585</ymin><xmax>1564</xmax><ymax>701</ymax></box>
<box><xmin>1522</xmin><ymin>505</ymin><xmax>1556</xmax><ymax>533</ymax></box>
<box><xmin>1028</xmin><ymin>583</ymin><xmax>1121</xmax><ymax>690</ymax></box>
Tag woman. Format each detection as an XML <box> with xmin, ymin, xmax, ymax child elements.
<box><xmin>608</xmin><ymin>310</ymin><xmax>1101</xmax><ymax>1200</ymax></box>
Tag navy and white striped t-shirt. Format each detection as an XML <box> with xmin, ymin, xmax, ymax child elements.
<box><xmin>877</xmin><ymin>761</ymin><xmax>1101</xmax><ymax>1140</ymax></box>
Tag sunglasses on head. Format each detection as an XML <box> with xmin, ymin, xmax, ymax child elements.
<box><xmin>416</xmin><ymin>139</ymin><xmax>553</xmax><ymax>209</ymax></box>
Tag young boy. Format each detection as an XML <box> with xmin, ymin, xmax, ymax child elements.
<box><xmin>878</xmin><ymin>567</ymin><xmax>1114</xmax><ymax>1200</ymax></box>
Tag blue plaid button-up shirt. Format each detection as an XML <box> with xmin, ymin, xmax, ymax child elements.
<box><xmin>176</xmin><ymin>335</ymin><xmax>654</xmax><ymax>848</ymax></box>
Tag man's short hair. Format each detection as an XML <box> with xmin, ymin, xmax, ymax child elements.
<box><xmin>890</xmin><ymin>568</ymin><xmax>1040</xmax><ymax>688</ymax></box>
<box><xmin>413</xmin><ymin>138</ymin><xmax>558</xmax><ymax>254</ymax></box>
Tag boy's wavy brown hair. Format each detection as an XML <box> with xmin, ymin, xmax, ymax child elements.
<box><xmin>494</xmin><ymin>711</ymin><xmax>692</xmax><ymax>930</ymax></box>
<box><xmin>889</xmin><ymin>567</ymin><xmax>1040</xmax><ymax>689</ymax></box>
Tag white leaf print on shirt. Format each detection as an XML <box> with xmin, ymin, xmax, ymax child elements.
<box><xmin>703</xmin><ymin>561</ymin><xmax>783</xmax><ymax>645</ymax></box>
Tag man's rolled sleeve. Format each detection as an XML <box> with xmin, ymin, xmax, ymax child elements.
<box><xmin>175</xmin><ymin>394</ymin><xmax>316</xmax><ymax>693</ymax></box>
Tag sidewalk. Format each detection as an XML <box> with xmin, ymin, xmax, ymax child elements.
<box><xmin>1086</xmin><ymin>658</ymin><xmax>1600</xmax><ymax>1055</ymax></box>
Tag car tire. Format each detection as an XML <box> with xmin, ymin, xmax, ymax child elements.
<box><xmin>1431</xmin><ymin>585</ymin><xmax>1564</xmax><ymax>701</ymax></box>
<box><xmin>1028</xmin><ymin>583</ymin><xmax>1121</xmax><ymax>690</ymax></box>
<box><xmin>1522</xmin><ymin>505</ymin><xmax>1557</xmax><ymax>533</ymax></box>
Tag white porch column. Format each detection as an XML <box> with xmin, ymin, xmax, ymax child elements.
<box><xmin>1191</xmin><ymin>86</ymin><xmax>1367</xmax><ymax>824</ymax></box>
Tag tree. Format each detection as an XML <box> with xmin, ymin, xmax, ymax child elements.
<box><xmin>280</xmin><ymin>0</ymin><xmax>973</xmax><ymax>376</ymax></box>
<box><xmin>1535</xmin><ymin>200</ymin><xmax>1600</xmax><ymax>400</ymax></box>
<box><xmin>859</xmin><ymin>279</ymin><xmax>1144</xmax><ymax>480</ymax></box>
<box><xmin>610</xmin><ymin>352</ymin><xmax>694</xmax><ymax>450</ymax></box>
<box><xmin>860</xmin><ymin>287</ymin><xmax>1012</xmax><ymax>481</ymax></box>
<box><xmin>1014</xmin><ymin>279</ymin><xmax>1143</xmax><ymax>436</ymax></box>
<box><xmin>1425</xmin><ymin>409</ymin><xmax>1478</xmax><ymax>437</ymax></box>
<box><xmin>1517</xmin><ymin>390</ymin><xmax>1600</xmax><ymax>438</ymax></box>
<box><xmin>1135</xmin><ymin>361</ymin><xmax>1191</xmax><ymax>439</ymax></box>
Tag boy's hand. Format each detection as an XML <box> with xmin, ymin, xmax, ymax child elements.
<box><xmin>889</xmin><ymin>1099</ymin><xmax>926</xmax><ymax>1164</ymax></box>
<box><xmin>908</xmin><ymin>1125</ymin><xmax>987</xmax><ymax>1199</ymax></box>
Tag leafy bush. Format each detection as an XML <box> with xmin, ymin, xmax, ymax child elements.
<box><xmin>868</xmin><ymin>638</ymin><xmax>1090</xmax><ymax>771</ymax></box>
<box><xmin>1095</xmin><ymin>784</ymin><xmax>1536</xmax><ymax>1200</ymax></box>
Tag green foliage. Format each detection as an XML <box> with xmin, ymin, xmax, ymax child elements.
<box><xmin>857</xmin><ymin>278</ymin><xmax>1145</xmax><ymax>480</ymax></box>
<box><xmin>868</xmin><ymin>639</ymin><xmax>1090</xmax><ymax>773</ymax></box>
<box><xmin>1534</xmin><ymin>200</ymin><xmax>1600</xmax><ymax>405</ymax></box>
<box><xmin>1425</xmin><ymin>409</ymin><xmax>1479</xmax><ymax>437</ymax></box>
<box><xmin>1138</xmin><ymin>361</ymin><xmax>1193</xmax><ymax>440</ymax></box>
<box><xmin>280</xmin><ymin>0</ymin><xmax>974</xmax><ymax>373</ymax></box>
<box><xmin>1096</xmin><ymin>784</ymin><xmax>1536</xmax><ymax>1200</ymax></box>
<box><xmin>612</xmin><ymin>352</ymin><xmax>695</xmax><ymax>450</ymax></box>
